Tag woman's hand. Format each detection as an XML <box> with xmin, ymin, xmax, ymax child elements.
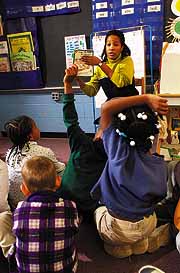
<box><xmin>146</xmin><ymin>94</ymin><xmax>168</xmax><ymax>115</ymax></box>
<box><xmin>81</xmin><ymin>55</ymin><xmax>101</xmax><ymax>66</ymax></box>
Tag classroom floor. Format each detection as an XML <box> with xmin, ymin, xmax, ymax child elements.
<box><xmin>0</xmin><ymin>136</ymin><xmax>180</xmax><ymax>273</ymax></box>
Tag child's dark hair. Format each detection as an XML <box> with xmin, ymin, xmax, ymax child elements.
<box><xmin>4</xmin><ymin>115</ymin><xmax>34</xmax><ymax>161</ymax></box>
<box><xmin>114</xmin><ymin>104</ymin><xmax>160</xmax><ymax>153</ymax></box>
<box><xmin>101</xmin><ymin>29</ymin><xmax>131</xmax><ymax>62</ymax></box>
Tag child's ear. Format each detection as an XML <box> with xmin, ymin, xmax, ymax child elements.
<box><xmin>55</xmin><ymin>176</ymin><xmax>61</xmax><ymax>189</ymax></box>
<box><xmin>21</xmin><ymin>182</ymin><xmax>31</xmax><ymax>196</ymax></box>
<box><xmin>28</xmin><ymin>132</ymin><xmax>33</xmax><ymax>141</ymax></box>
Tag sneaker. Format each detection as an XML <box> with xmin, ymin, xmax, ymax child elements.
<box><xmin>138</xmin><ymin>265</ymin><xmax>165</xmax><ymax>273</ymax></box>
<box><xmin>147</xmin><ymin>223</ymin><xmax>170</xmax><ymax>253</ymax></box>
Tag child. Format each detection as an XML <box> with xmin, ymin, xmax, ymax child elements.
<box><xmin>11</xmin><ymin>156</ymin><xmax>79</xmax><ymax>273</ymax></box>
<box><xmin>0</xmin><ymin>158</ymin><xmax>9</xmax><ymax>213</ymax></box>
<box><xmin>90</xmin><ymin>94</ymin><xmax>169</xmax><ymax>258</ymax></box>
<box><xmin>75</xmin><ymin>29</ymin><xmax>139</xmax><ymax>100</ymax></box>
<box><xmin>0</xmin><ymin>159</ymin><xmax>14</xmax><ymax>258</ymax></box>
<box><xmin>57</xmin><ymin>65</ymin><xmax>107</xmax><ymax>219</ymax></box>
<box><xmin>4</xmin><ymin>115</ymin><xmax>65</xmax><ymax>211</ymax></box>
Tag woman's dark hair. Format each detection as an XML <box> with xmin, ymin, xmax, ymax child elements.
<box><xmin>114</xmin><ymin>104</ymin><xmax>159</xmax><ymax>153</ymax></box>
<box><xmin>4</xmin><ymin>115</ymin><xmax>34</xmax><ymax>161</ymax></box>
<box><xmin>101</xmin><ymin>29</ymin><xmax>131</xmax><ymax>62</ymax></box>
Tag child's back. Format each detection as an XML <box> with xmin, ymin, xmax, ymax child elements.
<box><xmin>12</xmin><ymin>156</ymin><xmax>79</xmax><ymax>273</ymax></box>
<box><xmin>4</xmin><ymin>115</ymin><xmax>65</xmax><ymax>210</ymax></box>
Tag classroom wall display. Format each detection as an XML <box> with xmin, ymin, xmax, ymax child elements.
<box><xmin>64</xmin><ymin>34</ymin><xmax>87</xmax><ymax>68</ymax></box>
<box><xmin>37</xmin><ymin>0</ymin><xmax>92</xmax><ymax>87</ymax></box>
<box><xmin>92</xmin><ymin>0</ymin><xmax>114</xmax><ymax>32</ymax></box>
<box><xmin>1</xmin><ymin>0</ymin><xmax>80</xmax><ymax>19</ymax></box>
<box><xmin>0</xmin><ymin>17</ymin><xmax>43</xmax><ymax>89</ymax></box>
<box><xmin>92</xmin><ymin>0</ymin><xmax>164</xmax><ymax>76</ymax></box>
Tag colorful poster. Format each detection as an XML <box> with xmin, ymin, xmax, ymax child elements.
<box><xmin>64</xmin><ymin>34</ymin><xmax>86</xmax><ymax>68</ymax></box>
<box><xmin>7</xmin><ymin>32</ymin><xmax>34</xmax><ymax>54</ymax></box>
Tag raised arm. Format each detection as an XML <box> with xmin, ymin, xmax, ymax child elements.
<box><xmin>63</xmin><ymin>64</ymin><xmax>78</xmax><ymax>94</ymax></box>
<box><xmin>100</xmin><ymin>94</ymin><xmax>168</xmax><ymax>130</ymax></box>
<box><xmin>63</xmin><ymin>65</ymin><xmax>90</xmax><ymax>151</ymax></box>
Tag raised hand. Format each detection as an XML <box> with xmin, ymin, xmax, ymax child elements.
<box><xmin>63</xmin><ymin>64</ymin><xmax>78</xmax><ymax>84</ymax></box>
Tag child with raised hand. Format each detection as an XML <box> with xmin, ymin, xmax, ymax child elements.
<box><xmin>57</xmin><ymin>64</ymin><xmax>107</xmax><ymax>220</ymax></box>
<box><xmin>90</xmin><ymin>94</ymin><xmax>169</xmax><ymax>258</ymax></box>
<box><xmin>4</xmin><ymin>115</ymin><xmax>65</xmax><ymax>211</ymax></box>
<box><xmin>10</xmin><ymin>156</ymin><xmax>79</xmax><ymax>273</ymax></box>
<box><xmin>76</xmin><ymin>29</ymin><xmax>139</xmax><ymax>100</ymax></box>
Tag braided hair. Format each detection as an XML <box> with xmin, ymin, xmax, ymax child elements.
<box><xmin>4</xmin><ymin>115</ymin><xmax>34</xmax><ymax>162</ymax></box>
<box><xmin>113</xmin><ymin>104</ymin><xmax>160</xmax><ymax>153</ymax></box>
<box><xmin>101</xmin><ymin>29</ymin><xmax>131</xmax><ymax>62</ymax></box>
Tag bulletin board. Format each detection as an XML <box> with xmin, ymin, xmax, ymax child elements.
<box><xmin>0</xmin><ymin>0</ymin><xmax>92</xmax><ymax>89</ymax></box>
<box><xmin>37</xmin><ymin>0</ymin><xmax>92</xmax><ymax>87</ymax></box>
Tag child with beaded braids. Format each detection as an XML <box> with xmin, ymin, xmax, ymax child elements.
<box><xmin>90</xmin><ymin>94</ymin><xmax>170</xmax><ymax>258</ymax></box>
<box><xmin>4</xmin><ymin>116</ymin><xmax>65</xmax><ymax>211</ymax></box>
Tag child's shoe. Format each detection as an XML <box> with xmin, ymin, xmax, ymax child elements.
<box><xmin>138</xmin><ymin>265</ymin><xmax>165</xmax><ymax>273</ymax></box>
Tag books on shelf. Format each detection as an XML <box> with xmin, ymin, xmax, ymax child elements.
<box><xmin>7</xmin><ymin>32</ymin><xmax>34</xmax><ymax>54</ymax></box>
<box><xmin>0</xmin><ymin>40</ymin><xmax>11</xmax><ymax>72</ymax></box>
<box><xmin>10</xmin><ymin>51</ymin><xmax>36</xmax><ymax>71</ymax></box>
<box><xmin>73</xmin><ymin>49</ymin><xmax>94</xmax><ymax>76</ymax></box>
<box><xmin>0</xmin><ymin>15</ymin><xmax>3</xmax><ymax>36</ymax></box>
<box><xmin>0</xmin><ymin>56</ymin><xmax>11</xmax><ymax>72</ymax></box>
<box><xmin>6</xmin><ymin>32</ymin><xmax>36</xmax><ymax>72</ymax></box>
<box><xmin>0</xmin><ymin>40</ymin><xmax>9</xmax><ymax>55</ymax></box>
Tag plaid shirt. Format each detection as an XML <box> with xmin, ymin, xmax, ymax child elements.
<box><xmin>12</xmin><ymin>191</ymin><xmax>79</xmax><ymax>273</ymax></box>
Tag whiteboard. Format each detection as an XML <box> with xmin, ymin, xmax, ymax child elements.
<box><xmin>92</xmin><ymin>29</ymin><xmax>145</xmax><ymax>108</ymax></box>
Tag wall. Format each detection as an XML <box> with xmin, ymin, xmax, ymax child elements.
<box><xmin>0</xmin><ymin>92</ymin><xmax>95</xmax><ymax>133</ymax></box>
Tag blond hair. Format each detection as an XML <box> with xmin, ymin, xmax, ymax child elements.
<box><xmin>22</xmin><ymin>156</ymin><xmax>56</xmax><ymax>193</ymax></box>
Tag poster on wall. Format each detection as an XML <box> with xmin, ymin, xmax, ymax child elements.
<box><xmin>64</xmin><ymin>34</ymin><xmax>87</xmax><ymax>68</ymax></box>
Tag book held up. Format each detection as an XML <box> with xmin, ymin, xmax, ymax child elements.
<box><xmin>73</xmin><ymin>49</ymin><xmax>94</xmax><ymax>77</ymax></box>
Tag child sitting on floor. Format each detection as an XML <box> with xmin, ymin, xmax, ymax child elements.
<box><xmin>4</xmin><ymin>115</ymin><xmax>65</xmax><ymax>211</ymax></box>
<box><xmin>9</xmin><ymin>156</ymin><xmax>79</xmax><ymax>273</ymax></box>
<box><xmin>57</xmin><ymin>64</ymin><xmax>107</xmax><ymax>220</ymax></box>
<box><xmin>90</xmin><ymin>93</ymin><xmax>170</xmax><ymax>258</ymax></box>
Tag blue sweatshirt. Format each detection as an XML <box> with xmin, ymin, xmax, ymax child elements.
<box><xmin>91</xmin><ymin>124</ymin><xmax>167</xmax><ymax>221</ymax></box>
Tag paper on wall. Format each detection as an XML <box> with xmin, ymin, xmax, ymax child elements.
<box><xmin>160</xmin><ymin>42</ymin><xmax>180</xmax><ymax>94</ymax></box>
